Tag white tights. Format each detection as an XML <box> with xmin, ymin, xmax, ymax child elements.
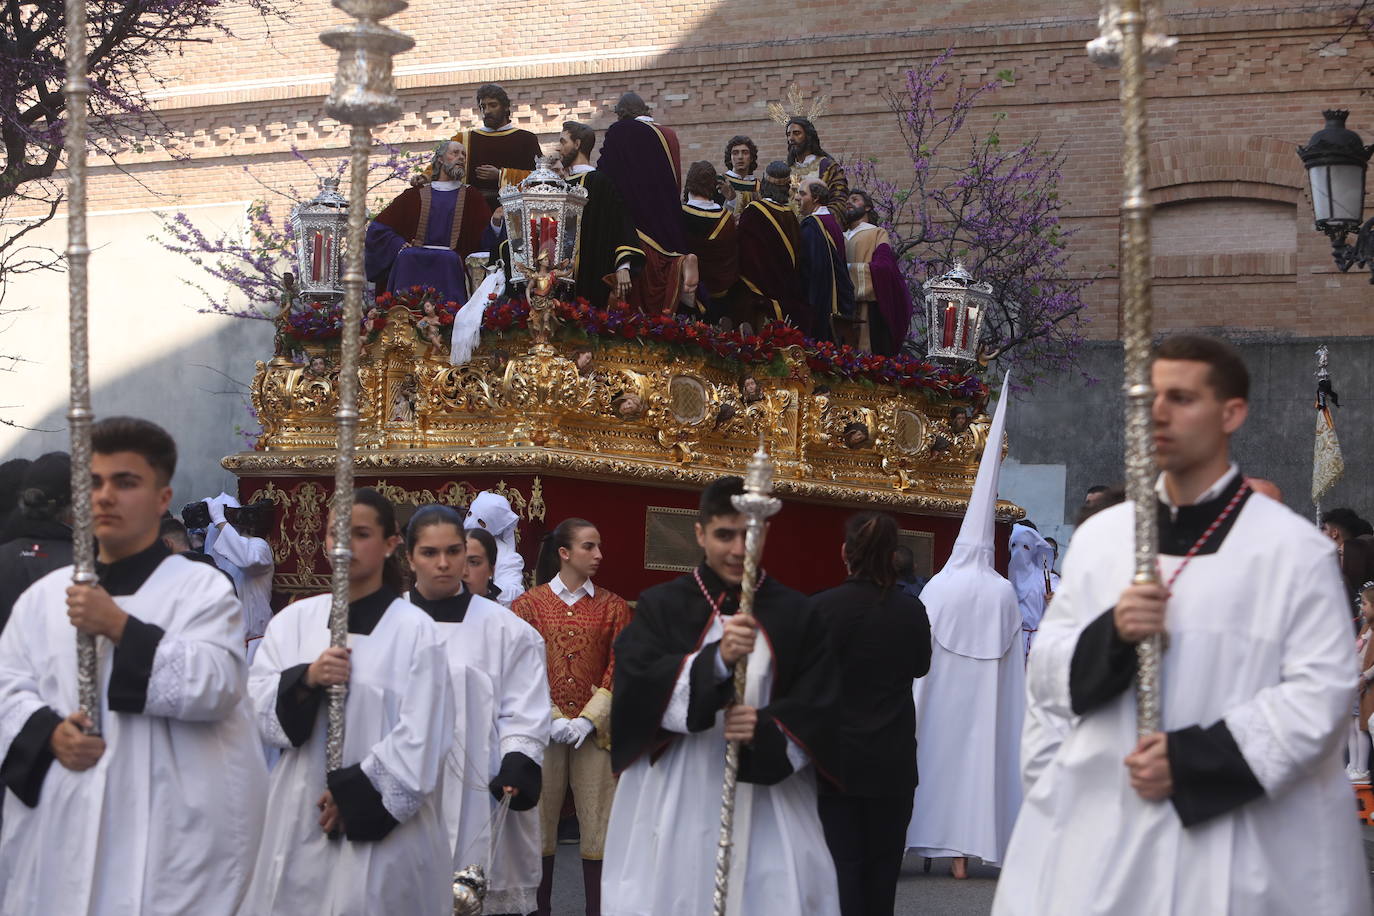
<box><xmin>1348</xmin><ymin>720</ymin><xmax>1370</xmax><ymax>773</ymax></box>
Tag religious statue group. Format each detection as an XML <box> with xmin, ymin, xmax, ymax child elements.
<box><xmin>364</xmin><ymin>84</ymin><xmax>914</xmax><ymax>356</ymax></box>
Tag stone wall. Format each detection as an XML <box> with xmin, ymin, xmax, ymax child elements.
<box><xmin>1005</xmin><ymin>335</ymin><xmax>1374</xmax><ymax>537</ymax></box>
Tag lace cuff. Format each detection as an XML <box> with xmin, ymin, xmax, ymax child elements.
<box><xmin>362</xmin><ymin>752</ymin><xmax>424</xmax><ymax>823</ymax></box>
<box><xmin>500</xmin><ymin>733</ymin><xmax>545</xmax><ymax>766</ymax></box>
<box><xmin>485</xmin><ymin>886</ymin><xmax>537</xmax><ymax>915</ymax></box>
<box><xmin>143</xmin><ymin>639</ymin><xmax>189</xmax><ymax>718</ymax></box>
<box><xmin>1224</xmin><ymin>702</ymin><xmax>1290</xmax><ymax>796</ymax></box>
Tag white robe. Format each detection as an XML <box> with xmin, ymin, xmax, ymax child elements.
<box><xmin>906</xmin><ymin>561</ymin><xmax>1024</xmax><ymax>865</ymax></box>
<box><xmin>1009</xmin><ymin>524</ymin><xmax>1054</xmax><ymax>656</ymax></box>
<box><xmin>602</xmin><ymin>614</ymin><xmax>840</xmax><ymax>916</ymax></box>
<box><xmin>409</xmin><ymin>591</ymin><xmax>549</xmax><ymax>915</ymax></box>
<box><xmin>994</xmin><ymin>496</ymin><xmax>1372</xmax><ymax>916</ymax></box>
<box><xmin>210</xmin><ymin>522</ymin><xmax>274</xmax><ymax>660</ymax></box>
<box><xmin>0</xmin><ymin>557</ymin><xmax>267</xmax><ymax>916</ymax></box>
<box><xmin>240</xmin><ymin>593</ymin><xmax>455</xmax><ymax>916</ymax></box>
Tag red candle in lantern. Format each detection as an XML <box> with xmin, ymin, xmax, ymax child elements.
<box><xmin>942</xmin><ymin>302</ymin><xmax>956</xmax><ymax>348</ymax></box>
<box><xmin>322</xmin><ymin>235</ymin><xmax>332</xmax><ymax>280</ymax></box>
<box><xmin>311</xmin><ymin>231</ymin><xmax>323</xmax><ymax>282</ymax></box>
<box><xmin>961</xmin><ymin>306</ymin><xmax>978</xmax><ymax>349</ymax></box>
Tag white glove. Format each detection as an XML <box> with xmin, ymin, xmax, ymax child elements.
<box><xmin>567</xmin><ymin>717</ymin><xmax>595</xmax><ymax>749</ymax></box>
<box><xmin>549</xmin><ymin>718</ymin><xmax>573</xmax><ymax>745</ymax></box>
<box><xmin>205</xmin><ymin>497</ymin><xmax>227</xmax><ymax>526</ymax></box>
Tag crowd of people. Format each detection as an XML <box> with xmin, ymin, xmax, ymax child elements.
<box><xmin>1</xmin><ymin>333</ymin><xmax>1371</xmax><ymax>916</ymax></box>
<box><xmin>364</xmin><ymin>84</ymin><xmax>915</xmax><ymax>356</ymax></box>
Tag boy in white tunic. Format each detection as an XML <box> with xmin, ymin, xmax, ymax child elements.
<box><xmin>994</xmin><ymin>335</ymin><xmax>1371</xmax><ymax>916</ymax></box>
<box><xmin>603</xmin><ymin>476</ymin><xmax>841</xmax><ymax>916</ymax></box>
<box><xmin>242</xmin><ymin>488</ymin><xmax>454</xmax><ymax>916</ymax></box>
<box><xmin>0</xmin><ymin>417</ymin><xmax>267</xmax><ymax>916</ymax></box>
<box><xmin>404</xmin><ymin>505</ymin><xmax>549</xmax><ymax>916</ymax></box>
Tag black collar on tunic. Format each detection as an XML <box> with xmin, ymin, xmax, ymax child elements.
<box><xmin>1156</xmin><ymin>471</ymin><xmax>1251</xmax><ymax>557</ymax></box>
<box><xmin>346</xmin><ymin>586</ymin><xmax>399</xmax><ymax>635</ymax></box>
<box><xmin>410</xmin><ymin>588</ymin><xmax>472</xmax><ymax>623</ymax></box>
<box><xmin>96</xmin><ymin>538</ymin><xmax>171</xmax><ymax>597</ymax></box>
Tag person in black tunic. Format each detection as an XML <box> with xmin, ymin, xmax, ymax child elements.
<box><xmin>810</xmin><ymin>512</ymin><xmax>931</xmax><ymax>916</ymax></box>
<box><xmin>604</xmin><ymin>475</ymin><xmax>842</xmax><ymax>912</ymax></box>
<box><xmin>556</xmin><ymin>120</ymin><xmax>643</xmax><ymax>309</ymax></box>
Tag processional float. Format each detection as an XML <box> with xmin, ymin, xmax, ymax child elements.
<box><xmin>1088</xmin><ymin>0</ymin><xmax>1175</xmax><ymax>735</ymax></box>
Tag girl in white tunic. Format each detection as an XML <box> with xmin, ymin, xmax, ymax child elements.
<box><xmin>404</xmin><ymin>507</ymin><xmax>549</xmax><ymax>916</ymax></box>
<box><xmin>241</xmin><ymin>488</ymin><xmax>454</xmax><ymax>916</ymax></box>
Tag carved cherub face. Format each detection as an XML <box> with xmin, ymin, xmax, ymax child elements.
<box><xmin>842</xmin><ymin>422</ymin><xmax>870</xmax><ymax>449</ymax></box>
<box><xmin>949</xmin><ymin>409</ymin><xmax>970</xmax><ymax>434</ymax></box>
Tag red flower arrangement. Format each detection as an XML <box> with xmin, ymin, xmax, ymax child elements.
<box><xmin>285</xmin><ymin>288</ymin><xmax>986</xmax><ymax>399</ymax></box>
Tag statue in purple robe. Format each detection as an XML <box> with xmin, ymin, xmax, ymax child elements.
<box><xmin>364</xmin><ymin>140</ymin><xmax>492</xmax><ymax>304</ymax></box>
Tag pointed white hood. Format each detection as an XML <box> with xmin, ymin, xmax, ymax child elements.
<box><xmin>920</xmin><ymin>373</ymin><xmax>1022</xmax><ymax>659</ymax></box>
<box><xmin>463</xmin><ymin>491</ymin><xmax>526</xmax><ymax>605</ymax></box>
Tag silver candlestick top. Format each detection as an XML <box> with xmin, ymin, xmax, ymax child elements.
<box><xmin>320</xmin><ymin>0</ymin><xmax>414</xmax><ymax>128</ymax></box>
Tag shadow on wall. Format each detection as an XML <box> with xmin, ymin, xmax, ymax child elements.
<box><xmin>1006</xmin><ymin>337</ymin><xmax>1374</xmax><ymax>526</ymax></box>
<box><xmin>2</xmin><ymin>316</ymin><xmax>272</xmax><ymax>507</ymax></box>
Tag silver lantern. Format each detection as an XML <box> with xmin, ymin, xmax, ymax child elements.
<box><xmin>290</xmin><ymin>176</ymin><xmax>349</xmax><ymax>300</ymax></box>
<box><xmin>923</xmin><ymin>260</ymin><xmax>992</xmax><ymax>364</ymax></box>
<box><xmin>497</xmin><ymin>160</ymin><xmax>588</xmax><ymax>286</ymax></box>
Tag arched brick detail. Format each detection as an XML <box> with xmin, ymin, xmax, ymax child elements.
<box><xmin>1147</xmin><ymin>136</ymin><xmax>1303</xmax><ymax>205</ymax></box>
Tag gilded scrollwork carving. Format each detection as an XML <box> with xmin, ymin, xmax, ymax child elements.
<box><xmin>239</xmin><ymin>307</ymin><xmax>1010</xmax><ymax>520</ymax></box>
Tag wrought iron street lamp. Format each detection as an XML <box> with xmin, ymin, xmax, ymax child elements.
<box><xmin>1298</xmin><ymin>110</ymin><xmax>1374</xmax><ymax>282</ymax></box>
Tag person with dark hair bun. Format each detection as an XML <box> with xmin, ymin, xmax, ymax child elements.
<box><xmin>0</xmin><ymin>417</ymin><xmax>268</xmax><ymax>915</ymax></box>
<box><xmin>0</xmin><ymin>453</ymin><xmax>73</xmax><ymax>630</ymax></box>
<box><xmin>513</xmin><ymin>517</ymin><xmax>631</xmax><ymax>916</ymax></box>
<box><xmin>810</xmin><ymin>512</ymin><xmax>931</xmax><ymax>916</ymax></box>
<box><xmin>604</xmin><ymin>476</ymin><xmax>841</xmax><ymax>914</ymax></box>
<box><xmin>243</xmin><ymin>487</ymin><xmax>455</xmax><ymax>915</ymax></box>
<box><xmin>403</xmin><ymin>504</ymin><xmax>549</xmax><ymax>916</ymax></box>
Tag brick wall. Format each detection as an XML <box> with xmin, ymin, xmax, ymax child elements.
<box><xmin>24</xmin><ymin>0</ymin><xmax>1374</xmax><ymax>340</ymax></box>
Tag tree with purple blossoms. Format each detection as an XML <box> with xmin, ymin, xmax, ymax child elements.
<box><xmin>848</xmin><ymin>50</ymin><xmax>1093</xmax><ymax>388</ymax></box>
<box><xmin>0</xmin><ymin>0</ymin><xmax>294</xmax><ymax>316</ymax></box>
<box><xmin>155</xmin><ymin>147</ymin><xmax>428</xmax><ymax>320</ymax></box>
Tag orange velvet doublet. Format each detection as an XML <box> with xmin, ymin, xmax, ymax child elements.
<box><xmin>512</xmin><ymin>583</ymin><xmax>632</xmax><ymax>722</ymax></box>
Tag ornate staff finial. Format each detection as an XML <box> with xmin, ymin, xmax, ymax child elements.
<box><xmin>318</xmin><ymin>0</ymin><xmax>412</xmax><ymax>774</ymax></box>
<box><xmin>320</xmin><ymin>0</ymin><xmax>414</xmax><ymax>127</ymax></box>
<box><xmin>1089</xmin><ymin>0</ymin><xmax>1172</xmax><ymax>737</ymax></box>
<box><xmin>1087</xmin><ymin>0</ymin><xmax>1177</xmax><ymax>68</ymax></box>
<box><xmin>712</xmin><ymin>435</ymin><xmax>782</xmax><ymax>916</ymax></box>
